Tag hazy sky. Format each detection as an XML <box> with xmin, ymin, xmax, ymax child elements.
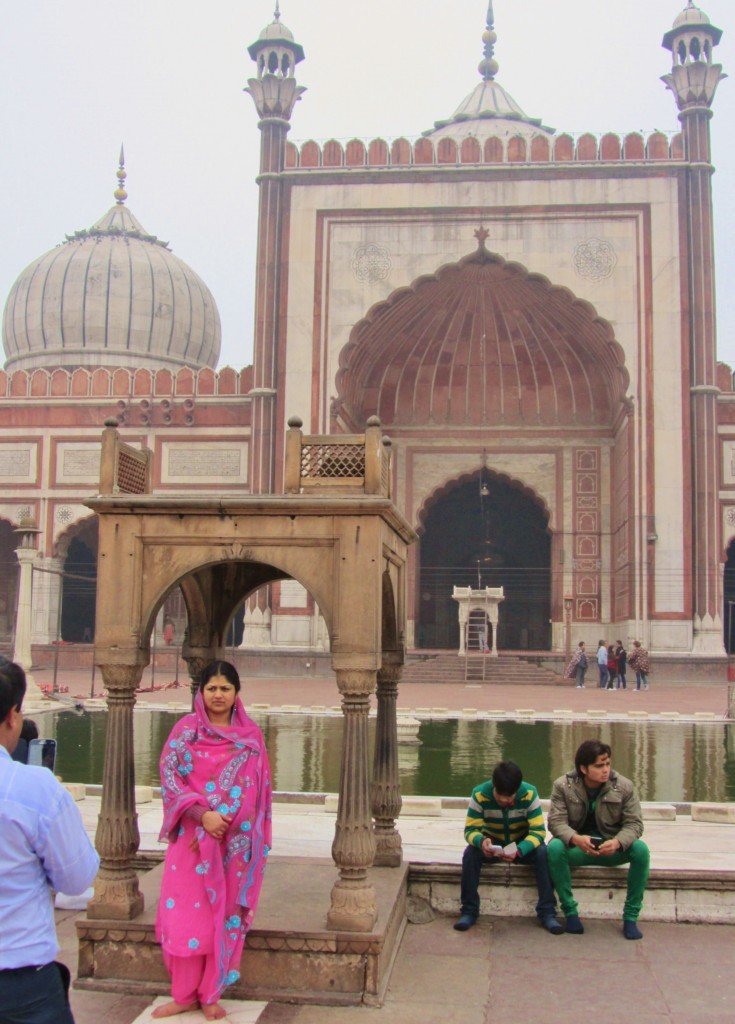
<box><xmin>1</xmin><ymin>1</ymin><xmax>733</xmax><ymax>370</ymax></box>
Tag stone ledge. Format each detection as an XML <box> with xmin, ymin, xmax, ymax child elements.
<box><xmin>691</xmin><ymin>803</ymin><xmax>735</xmax><ymax>824</ymax></box>
<box><xmin>408</xmin><ymin>863</ymin><xmax>735</xmax><ymax>924</ymax></box>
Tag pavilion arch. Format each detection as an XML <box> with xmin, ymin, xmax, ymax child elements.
<box><xmin>335</xmin><ymin>241</ymin><xmax>629</xmax><ymax>429</ymax></box>
<box><xmin>138</xmin><ymin>552</ymin><xmax>337</xmax><ymax>658</ymax></box>
<box><xmin>140</xmin><ymin>555</ymin><xmax>337</xmax><ymax>665</ymax></box>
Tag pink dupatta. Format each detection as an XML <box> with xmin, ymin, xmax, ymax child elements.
<box><xmin>156</xmin><ymin>693</ymin><xmax>271</xmax><ymax>996</ymax></box>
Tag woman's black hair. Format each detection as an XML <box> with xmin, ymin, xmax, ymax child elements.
<box><xmin>0</xmin><ymin>660</ymin><xmax>27</xmax><ymax>721</ymax></box>
<box><xmin>199</xmin><ymin>660</ymin><xmax>241</xmax><ymax>693</ymax></box>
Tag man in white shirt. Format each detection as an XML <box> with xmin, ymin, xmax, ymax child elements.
<box><xmin>0</xmin><ymin>659</ymin><xmax>99</xmax><ymax>1024</ymax></box>
<box><xmin>596</xmin><ymin>640</ymin><xmax>609</xmax><ymax>689</ymax></box>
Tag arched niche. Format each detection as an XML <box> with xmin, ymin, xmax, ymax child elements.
<box><xmin>0</xmin><ymin>517</ymin><xmax>19</xmax><ymax>640</ymax></box>
<box><xmin>415</xmin><ymin>469</ymin><xmax>552</xmax><ymax>650</ymax></box>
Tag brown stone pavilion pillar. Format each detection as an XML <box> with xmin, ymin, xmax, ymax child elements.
<box><xmin>87</xmin><ymin>662</ymin><xmax>144</xmax><ymax>920</ymax></box>
<box><xmin>328</xmin><ymin>668</ymin><xmax>378</xmax><ymax>932</ymax></box>
<box><xmin>371</xmin><ymin>654</ymin><xmax>403</xmax><ymax>867</ymax></box>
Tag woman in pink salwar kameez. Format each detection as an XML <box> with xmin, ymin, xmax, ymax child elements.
<box><xmin>153</xmin><ymin>661</ymin><xmax>271</xmax><ymax>1021</ymax></box>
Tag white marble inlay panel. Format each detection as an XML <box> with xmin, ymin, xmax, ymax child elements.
<box><xmin>57</xmin><ymin>444</ymin><xmax>101</xmax><ymax>483</ymax></box>
<box><xmin>0</xmin><ymin>444</ymin><xmax>35</xmax><ymax>482</ymax></box>
<box><xmin>161</xmin><ymin>442</ymin><xmax>249</xmax><ymax>485</ymax></box>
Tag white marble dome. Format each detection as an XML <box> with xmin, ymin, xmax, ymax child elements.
<box><xmin>2</xmin><ymin>198</ymin><xmax>221</xmax><ymax>373</ymax></box>
<box><xmin>427</xmin><ymin>79</ymin><xmax>553</xmax><ymax>141</ymax></box>
<box><xmin>673</xmin><ymin>4</ymin><xmax>711</xmax><ymax>30</ymax></box>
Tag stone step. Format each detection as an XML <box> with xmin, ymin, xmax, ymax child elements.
<box><xmin>402</xmin><ymin>654</ymin><xmax>566</xmax><ymax>686</ymax></box>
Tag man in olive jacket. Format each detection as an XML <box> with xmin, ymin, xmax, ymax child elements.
<box><xmin>547</xmin><ymin>739</ymin><xmax>650</xmax><ymax>940</ymax></box>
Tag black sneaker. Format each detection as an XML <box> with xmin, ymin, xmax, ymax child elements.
<box><xmin>540</xmin><ymin>915</ymin><xmax>564</xmax><ymax>935</ymax></box>
<box><xmin>453</xmin><ymin>914</ymin><xmax>477</xmax><ymax>931</ymax></box>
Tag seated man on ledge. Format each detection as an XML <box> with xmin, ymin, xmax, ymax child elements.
<box><xmin>547</xmin><ymin>739</ymin><xmax>650</xmax><ymax>940</ymax></box>
<box><xmin>454</xmin><ymin>760</ymin><xmax>563</xmax><ymax>935</ymax></box>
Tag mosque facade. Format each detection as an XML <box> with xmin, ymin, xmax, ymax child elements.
<box><xmin>0</xmin><ymin>3</ymin><xmax>732</xmax><ymax>668</ymax></box>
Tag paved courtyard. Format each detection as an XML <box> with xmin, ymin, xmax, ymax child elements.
<box><xmin>60</xmin><ymin>910</ymin><xmax>735</xmax><ymax>1024</ymax></box>
<box><xmin>28</xmin><ymin>667</ymin><xmax>735</xmax><ymax>1023</ymax></box>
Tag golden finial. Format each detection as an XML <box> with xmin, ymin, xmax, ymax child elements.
<box><xmin>114</xmin><ymin>143</ymin><xmax>128</xmax><ymax>205</ymax></box>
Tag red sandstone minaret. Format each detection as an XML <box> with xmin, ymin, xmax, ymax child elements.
<box><xmin>245</xmin><ymin>3</ymin><xmax>305</xmax><ymax>495</ymax></box>
<box><xmin>662</xmin><ymin>2</ymin><xmax>727</xmax><ymax>655</ymax></box>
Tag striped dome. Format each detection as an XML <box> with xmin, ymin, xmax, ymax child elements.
<box><xmin>2</xmin><ymin>202</ymin><xmax>221</xmax><ymax>372</ymax></box>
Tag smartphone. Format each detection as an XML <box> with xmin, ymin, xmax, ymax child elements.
<box><xmin>589</xmin><ymin>836</ymin><xmax>604</xmax><ymax>849</ymax></box>
<box><xmin>28</xmin><ymin>738</ymin><xmax>57</xmax><ymax>773</ymax></box>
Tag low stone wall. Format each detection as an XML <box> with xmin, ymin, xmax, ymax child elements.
<box><xmin>408</xmin><ymin>863</ymin><xmax>735</xmax><ymax>925</ymax></box>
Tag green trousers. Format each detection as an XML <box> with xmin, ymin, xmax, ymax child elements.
<box><xmin>547</xmin><ymin>837</ymin><xmax>650</xmax><ymax>921</ymax></box>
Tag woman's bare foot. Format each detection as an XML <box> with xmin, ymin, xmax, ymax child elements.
<box><xmin>152</xmin><ymin>1000</ymin><xmax>199</xmax><ymax>1018</ymax></box>
<box><xmin>201</xmin><ymin>1003</ymin><xmax>227</xmax><ymax>1021</ymax></box>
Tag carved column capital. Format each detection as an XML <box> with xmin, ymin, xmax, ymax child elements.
<box><xmin>182</xmin><ymin>648</ymin><xmax>212</xmax><ymax>700</ymax></box>
<box><xmin>336</xmin><ymin>669</ymin><xmax>377</xmax><ymax>698</ymax></box>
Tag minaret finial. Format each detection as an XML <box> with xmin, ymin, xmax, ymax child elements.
<box><xmin>114</xmin><ymin>144</ymin><xmax>128</xmax><ymax>206</ymax></box>
<box><xmin>274</xmin><ymin>0</ymin><xmax>281</xmax><ymax>21</ymax></box>
<box><xmin>479</xmin><ymin>1</ymin><xmax>499</xmax><ymax>80</ymax></box>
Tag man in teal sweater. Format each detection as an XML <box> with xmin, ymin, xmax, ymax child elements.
<box><xmin>454</xmin><ymin>760</ymin><xmax>563</xmax><ymax>934</ymax></box>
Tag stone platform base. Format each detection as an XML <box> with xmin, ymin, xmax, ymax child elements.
<box><xmin>76</xmin><ymin>857</ymin><xmax>408</xmax><ymax>1007</ymax></box>
<box><xmin>131</xmin><ymin>997</ymin><xmax>267</xmax><ymax>1023</ymax></box>
<box><xmin>410</xmin><ymin>863</ymin><xmax>735</xmax><ymax>924</ymax></box>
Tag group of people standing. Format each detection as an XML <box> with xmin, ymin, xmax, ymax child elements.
<box><xmin>566</xmin><ymin>639</ymin><xmax>650</xmax><ymax>691</ymax></box>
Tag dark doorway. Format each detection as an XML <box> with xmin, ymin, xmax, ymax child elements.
<box><xmin>61</xmin><ymin>525</ymin><xmax>98</xmax><ymax>642</ymax></box>
<box><xmin>418</xmin><ymin>473</ymin><xmax>551</xmax><ymax>650</ymax></box>
<box><xmin>0</xmin><ymin>519</ymin><xmax>18</xmax><ymax>641</ymax></box>
<box><xmin>724</xmin><ymin>540</ymin><xmax>735</xmax><ymax>653</ymax></box>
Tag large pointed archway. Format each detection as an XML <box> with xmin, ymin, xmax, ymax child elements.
<box><xmin>335</xmin><ymin>236</ymin><xmax>629</xmax><ymax>429</ymax></box>
<box><xmin>417</xmin><ymin>470</ymin><xmax>551</xmax><ymax>650</ymax></box>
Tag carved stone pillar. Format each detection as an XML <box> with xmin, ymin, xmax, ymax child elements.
<box><xmin>328</xmin><ymin>669</ymin><xmax>377</xmax><ymax>932</ymax></box>
<box><xmin>371</xmin><ymin>657</ymin><xmax>403</xmax><ymax>867</ymax></box>
<box><xmin>88</xmin><ymin>662</ymin><xmax>144</xmax><ymax>920</ymax></box>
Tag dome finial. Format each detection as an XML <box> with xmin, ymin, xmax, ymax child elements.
<box><xmin>114</xmin><ymin>144</ymin><xmax>128</xmax><ymax>206</ymax></box>
<box><xmin>479</xmin><ymin>1</ymin><xmax>499</xmax><ymax>81</ymax></box>
<box><xmin>274</xmin><ymin>1</ymin><xmax>281</xmax><ymax>22</ymax></box>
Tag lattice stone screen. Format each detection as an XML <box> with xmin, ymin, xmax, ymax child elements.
<box><xmin>300</xmin><ymin>442</ymin><xmax>365</xmax><ymax>482</ymax></box>
<box><xmin>116</xmin><ymin>447</ymin><xmax>149</xmax><ymax>494</ymax></box>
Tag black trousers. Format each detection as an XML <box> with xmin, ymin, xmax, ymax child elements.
<box><xmin>459</xmin><ymin>841</ymin><xmax>557</xmax><ymax>920</ymax></box>
<box><xmin>0</xmin><ymin>962</ymin><xmax>74</xmax><ymax>1024</ymax></box>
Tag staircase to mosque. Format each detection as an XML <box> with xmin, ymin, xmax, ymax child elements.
<box><xmin>402</xmin><ymin>652</ymin><xmax>566</xmax><ymax>686</ymax></box>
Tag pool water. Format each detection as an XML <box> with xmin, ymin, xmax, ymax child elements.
<box><xmin>37</xmin><ymin>709</ymin><xmax>735</xmax><ymax>803</ymax></box>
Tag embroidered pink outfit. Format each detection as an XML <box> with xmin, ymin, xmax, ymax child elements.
<box><xmin>156</xmin><ymin>693</ymin><xmax>271</xmax><ymax>1005</ymax></box>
